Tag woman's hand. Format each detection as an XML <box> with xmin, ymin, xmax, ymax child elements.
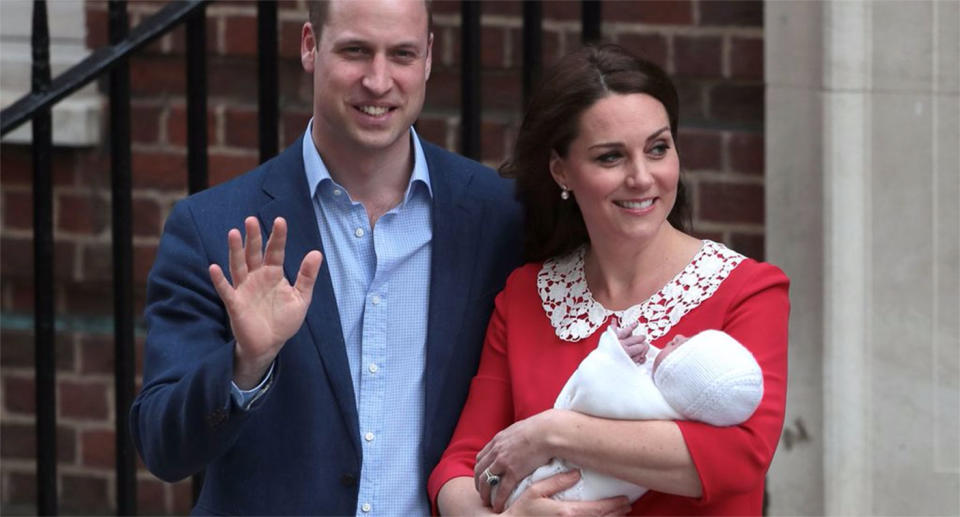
<box><xmin>474</xmin><ymin>409</ymin><xmax>560</xmax><ymax>512</ymax></box>
<box><xmin>505</xmin><ymin>470</ymin><xmax>631</xmax><ymax>516</ymax></box>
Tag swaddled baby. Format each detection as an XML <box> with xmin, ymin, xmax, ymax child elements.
<box><xmin>500</xmin><ymin>325</ymin><xmax>764</xmax><ymax>508</ymax></box>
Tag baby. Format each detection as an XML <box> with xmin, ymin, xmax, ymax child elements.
<box><xmin>500</xmin><ymin>323</ymin><xmax>764</xmax><ymax>508</ymax></box>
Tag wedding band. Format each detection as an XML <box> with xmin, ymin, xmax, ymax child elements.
<box><xmin>482</xmin><ymin>468</ymin><xmax>501</xmax><ymax>487</ymax></box>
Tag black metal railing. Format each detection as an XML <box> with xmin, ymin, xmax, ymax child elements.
<box><xmin>0</xmin><ymin>1</ymin><xmax>604</xmax><ymax>514</ymax></box>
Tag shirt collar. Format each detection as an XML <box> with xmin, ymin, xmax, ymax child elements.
<box><xmin>302</xmin><ymin>119</ymin><xmax>433</xmax><ymax>204</ymax></box>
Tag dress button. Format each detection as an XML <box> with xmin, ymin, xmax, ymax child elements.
<box><xmin>371</xmin><ymin>295</ymin><xmax>381</xmax><ymax>305</ymax></box>
<box><xmin>355</xmin><ymin>227</ymin><xmax>365</xmax><ymax>238</ymax></box>
<box><xmin>361</xmin><ymin>503</ymin><xmax>372</xmax><ymax>513</ymax></box>
<box><xmin>333</xmin><ymin>189</ymin><xmax>342</xmax><ymax>196</ymax></box>
<box><xmin>369</xmin><ymin>363</ymin><xmax>379</xmax><ymax>374</ymax></box>
<box><xmin>364</xmin><ymin>431</ymin><xmax>375</xmax><ymax>442</ymax></box>
<box><xmin>340</xmin><ymin>473</ymin><xmax>357</xmax><ymax>487</ymax></box>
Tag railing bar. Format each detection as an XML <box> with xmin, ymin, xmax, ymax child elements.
<box><xmin>186</xmin><ymin>6</ymin><xmax>208</xmax><ymax>194</ymax></box>
<box><xmin>582</xmin><ymin>0</ymin><xmax>602</xmax><ymax>44</ymax></box>
<box><xmin>108</xmin><ymin>1</ymin><xmax>137</xmax><ymax>514</ymax></box>
<box><xmin>460</xmin><ymin>0</ymin><xmax>481</xmax><ymax>160</ymax></box>
<box><xmin>257</xmin><ymin>0</ymin><xmax>279</xmax><ymax>163</ymax></box>
<box><xmin>31</xmin><ymin>1</ymin><xmax>57</xmax><ymax>514</ymax></box>
<box><xmin>1</xmin><ymin>0</ymin><xmax>209</xmax><ymax>136</ymax></box>
<box><xmin>522</xmin><ymin>0</ymin><xmax>542</xmax><ymax>109</ymax></box>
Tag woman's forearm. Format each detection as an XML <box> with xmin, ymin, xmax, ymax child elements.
<box><xmin>437</xmin><ymin>477</ymin><xmax>497</xmax><ymax>516</ymax></box>
<box><xmin>543</xmin><ymin>410</ymin><xmax>703</xmax><ymax>497</ymax></box>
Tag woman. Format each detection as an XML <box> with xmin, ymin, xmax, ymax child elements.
<box><xmin>428</xmin><ymin>44</ymin><xmax>789</xmax><ymax>515</ymax></box>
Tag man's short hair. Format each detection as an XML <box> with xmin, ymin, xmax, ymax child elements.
<box><xmin>307</xmin><ymin>0</ymin><xmax>433</xmax><ymax>43</ymax></box>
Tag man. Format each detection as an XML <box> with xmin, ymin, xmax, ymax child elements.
<box><xmin>130</xmin><ymin>0</ymin><xmax>522</xmax><ymax>514</ymax></box>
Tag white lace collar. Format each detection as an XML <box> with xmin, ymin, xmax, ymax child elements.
<box><xmin>537</xmin><ymin>240</ymin><xmax>745</xmax><ymax>342</ymax></box>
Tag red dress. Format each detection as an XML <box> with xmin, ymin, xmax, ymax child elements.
<box><xmin>428</xmin><ymin>242</ymin><xmax>790</xmax><ymax>515</ymax></box>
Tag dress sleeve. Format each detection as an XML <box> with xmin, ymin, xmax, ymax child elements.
<box><xmin>674</xmin><ymin>262</ymin><xmax>790</xmax><ymax>504</ymax></box>
<box><xmin>427</xmin><ymin>279</ymin><xmax>517</xmax><ymax>507</ymax></box>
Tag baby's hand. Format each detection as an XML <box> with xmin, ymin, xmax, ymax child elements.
<box><xmin>612</xmin><ymin>318</ymin><xmax>649</xmax><ymax>364</ymax></box>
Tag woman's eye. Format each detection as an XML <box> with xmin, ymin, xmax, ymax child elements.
<box><xmin>649</xmin><ymin>142</ymin><xmax>670</xmax><ymax>157</ymax></box>
<box><xmin>596</xmin><ymin>152</ymin><xmax>622</xmax><ymax>164</ymax></box>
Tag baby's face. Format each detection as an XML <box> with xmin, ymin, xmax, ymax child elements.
<box><xmin>653</xmin><ymin>335</ymin><xmax>689</xmax><ymax>373</ymax></box>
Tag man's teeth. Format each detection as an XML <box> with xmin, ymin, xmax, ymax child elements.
<box><xmin>359</xmin><ymin>106</ymin><xmax>389</xmax><ymax>116</ymax></box>
<box><xmin>616</xmin><ymin>199</ymin><xmax>654</xmax><ymax>209</ymax></box>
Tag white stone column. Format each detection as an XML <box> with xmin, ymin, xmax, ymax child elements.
<box><xmin>765</xmin><ymin>1</ymin><xmax>959</xmax><ymax>515</ymax></box>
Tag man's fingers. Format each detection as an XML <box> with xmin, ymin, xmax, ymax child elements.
<box><xmin>227</xmin><ymin>228</ymin><xmax>247</xmax><ymax>285</ymax></box>
<box><xmin>208</xmin><ymin>264</ymin><xmax>234</xmax><ymax>305</ymax></box>
<box><xmin>264</xmin><ymin>217</ymin><xmax>287</xmax><ymax>267</ymax></box>
<box><xmin>244</xmin><ymin>217</ymin><xmax>263</xmax><ymax>270</ymax></box>
<box><xmin>294</xmin><ymin>251</ymin><xmax>323</xmax><ymax>299</ymax></box>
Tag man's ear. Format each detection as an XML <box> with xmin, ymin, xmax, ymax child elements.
<box><xmin>549</xmin><ymin>150</ymin><xmax>568</xmax><ymax>188</ymax></box>
<box><xmin>301</xmin><ymin>22</ymin><xmax>317</xmax><ymax>72</ymax></box>
<box><xmin>424</xmin><ymin>32</ymin><xmax>434</xmax><ymax>81</ymax></box>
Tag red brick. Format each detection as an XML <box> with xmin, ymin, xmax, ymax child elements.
<box><xmin>80</xmin><ymin>243</ymin><xmax>112</xmax><ymax>282</ymax></box>
<box><xmin>79</xmin><ymin>334</ymin><xmax>113</xmax><ymax>375</ymax></box>
<box><xmin>431</xmin><ymin>1</ymin><xmax>460</xmax><ymax>15</ymax></box>
<box><xmin>699</xmin><ymin>0</ymin><xmax>763</xmax><ymax>27</ymax></box>
<box><xmin>728</xmin><ymin>132</ymin><xmax>764</xmax><ymax>175</ymax></box>
<box><xmin>138</xmin><ymin>478</ymin><xmax>168</xmax><ymax>515</ymax></box>
<box><xmin>224</xmin><ymin>15</ymin><xmax>259</xmax><ymax>57</ymax></box>
<box><xmin>730</xmin><ymin>232</ymin><xmax>765</xmax><ymax>261</ymax></box>
<box><xmin>60</xmin><ymin>280</ymin><xmax>114</xmax><ymax>317</ymax></box>
<box><xmin>209</xmin><ymin>153</ymin><xmax>260</xmax><ymax>186</ymax></box>
<box><xmin>3</xmin><ymin>375</ymin><xmax>34</xmax><ymax>414</ymax></box>
<box><xmin>61</xmin><ymin>474</ymin><xmax>109</xmax><ymax>513</ymax></box>
<box><xmin>168</xmin><ymin>18</ymin><xmax>219</xmax><ymax>54</ymax></box>
<box><xmin>282</xmin><ymin>110</ymin><xmax>312</xmax><ymax>148</ymax></box>
<box><xmin>130</xmin><ymin>103</ymin><xmax>163</xmax><ymax>144</ymax></box>
<box><xmin>224</xmin><ymin>107</ymin><xmax>260</xmax><ymax>149</ymax></box>
<box><xmin>131</xmin><ymin>197</ymin><xmax>163</xmax><ymax>238</ymax></box>
<box><xmin>280</xmin><ymin>20</ymin><xmax>307</xmax><ymax>59</ymax></box>
<box><xmin>167</xmin><ymin>105</ymin><xmax>218</xmax><ymax>148</ymax></box>
<box><xmin>542</xmin><ymin>29</ymin><xmax>566</xmax><ymax>67</ymax></box>
<box><xmin>6</xmin><ymin>471</ymin><xmax>37</xmax><ymax>504</ymax></box>
<box><xmin>481</xmin><ymin>121</ymin><xmax>507</xmax><ymax>164</ymax></box>
<box><xmin>135</xmin><ymin>244</ymin><xmax>159</xmax><ymax>285</ymax></box>
<box><xmin>606</xmin><ymin>0</ymin><xmax>694</xmax><ymax>25</ymax></box>
<box><xmin>542</xmin><ymin>1</ymin><xmax>581</xmax><ymax>20</ymax></box>
<box><xmin>691</xmin><ymin>229</ymin><xmax>725</xmax><ymax>243</ymax></box>
<box><xmin>709</xmin><ymin>84</ymin><xmax>764</xmax><ymax>124</ymax></box>
<box><xmin>0</xmin><ymin>238</ymin><xmax>77</xmax><ymax>281</ymax></box>
<box><xmin>617</xmin><ymin>33</ymin><xmax>669</xmax><ymax>71</ymax></box>
<box><xmin>675</xmin><ymin>80</ymin><xmax>707</xmax><ymax>122</ymax></box>
<box><xmin>3</xmin><ymin>189</ymin><xmax>33</xmax><ymax>231</ymax></box>
<box><xmin>730</xmin><ymin>37</ymin><xmax>763</xmax><ymax>80</ymax></box>
<box><xmin>279</xmin><ymin>60</ymin><xmax>314</xmax><ymax>105</ymax></box>
<box><xmin>0</xmin><ymin>145</ymin><xmax>76</xmax><ymax>187</ymax></box>
<box><xmin>674</xmin><ymin>36</ymin><xmax>722</xmax><ymax>79</ymax></box>
<box><xmin>130</xmin><ymin>56</ymin><xmax>186</xmax><ymax>96</ymax></box>
<box><xmin>441</xmin><ymin>27</ymin><xmax>462</xmax><ymax>67</ymax></box>
<box><xmin>482</xmin><ymin>71</ymin><xmax>522</xmax><ymax>112</ymax></box>
<box><xmin>81</xmin><ymin>429</ymin><xmax>115</xmax><ymax>468</ymax></box>
<box><xmin>483</xmin><ymin>1</ymin><xmax>522</xmax><ymax>16</ymax></box>
<box><xmin>57</xmin><ymin>193</ymin><xmax>109</xmax><ymax>235</ymax></box>
<box><xmin>59</xmin><ymin>379</ymin><xmax>109</xmax><ymax>420</ymax></box>
<box><xmin>208</xmin><ymin>60</ymin><xmax>260</xmax><ymax>99</ymax></box>
<box><xmin>131</xmin><ymin>150</ymin><xmax>188</xmax><ymax>190</ymax></box>
<box><xmin>698</xmin><ymin>182</ymin><xmax>764</xmax><ymax>224</ymax></box>
<box><xmin>481</xmin><ymin>27</ymin><xmax>506</xmax><ymax>68</ymax></box>
<box><xmin>414</xmin><ymin>117</ymin><xmax>448</xmax><ymax>147</ymax></box>
<box><xmin>0</xmin><ymin>330</ymin><xmax>75</xmax><ymax>372</ymax></box>
<box><xmin>679</xmin><ymin>130</ymin><xmax>723</xmax><ymax>172</ymax></box>
<box><xmin>425</xmin><ymin>68</ymin><xmax>460</xmax><ymax>110</ymax></box>
<box><xmin>0</xmin><ymin>423</ymin><xmax>76</xmax><ymax>463</ymax></box>
<box><xmin>86</xmin><ymin>6</ymin><xmax>108</xmax><ymax>49</ymax></box>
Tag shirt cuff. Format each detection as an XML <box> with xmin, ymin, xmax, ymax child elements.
<box><xmin>229</xmin><ymin>362</ymin><xmax>275</xmax><ymax>410</ymax></box>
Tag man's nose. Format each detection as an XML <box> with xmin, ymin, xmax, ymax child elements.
<box><xmin>361</xmin><ymin>54</ymin><xmax>392</xmax><ymax>96</ymax></box>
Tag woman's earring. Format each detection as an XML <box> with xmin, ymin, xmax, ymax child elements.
<box><xmin>560</xmin><ymin>186</ymin><xmax>571</xmax><ymax>200</ymax></box>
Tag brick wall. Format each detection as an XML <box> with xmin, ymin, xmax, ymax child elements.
<box><xmin>0</xmin><ymin>0</ymin><xmax>764</xmax><ymax>513</ymax></box>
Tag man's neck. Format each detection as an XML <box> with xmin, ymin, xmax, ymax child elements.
<box><xmin>312</xmin><ymin>128</ymin><xmax>415</xmax><ymax>226</ymax></box>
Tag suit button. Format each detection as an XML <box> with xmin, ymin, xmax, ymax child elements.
<box><xmin>340</xmin><ymin>473</ymin><xmax>357</xmax><ymax>487</ymax></box>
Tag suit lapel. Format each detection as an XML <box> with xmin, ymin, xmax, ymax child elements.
<box><xmin>258</xmin><ymin>138</ymin><xmax>361</xmax><ymax>460</ymax></box>
<box><xmin>422</xmin><ymin>145</ymin><xmax>483</xmax><ymax>440</ymax></box>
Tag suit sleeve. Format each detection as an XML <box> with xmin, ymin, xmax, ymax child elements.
<box><xmin>427</xmin><ymin>280</ymin><xmax>517</xmax><ymax>507</ymax></box>
<box><xmin>130</xmin><ymin>201</ymin><xmax>266</xmax><ymax>482</ymax></box>
<box><xmin>675</xmin><ymin>262</ymin><xmax>790</xmax><ymax>504</ymax></box>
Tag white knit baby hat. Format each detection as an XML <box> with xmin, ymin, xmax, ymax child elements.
<box><xmin>652</xmin><ymin>329</ymin><xmax>764</xmax><ymax>426</ymax></box>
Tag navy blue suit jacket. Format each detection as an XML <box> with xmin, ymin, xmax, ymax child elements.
<box><xmin>130</xmin><ymin>137</ymin><xmax>523</xmax><ymax>515</ymax></box>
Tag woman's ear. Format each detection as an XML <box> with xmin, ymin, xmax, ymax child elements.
<box><xmin>549</xmin><ymin>150</ymin><xmax>568</xmax><ymax>189</ymax></box>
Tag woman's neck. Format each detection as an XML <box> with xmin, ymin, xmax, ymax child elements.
<box><xmin>584</xmin><ymin>226</ymin><xmax>702</xmax><ymax>311</ymax></box>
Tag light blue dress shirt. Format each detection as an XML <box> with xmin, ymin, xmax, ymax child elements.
<box><xmin>231</xmin><ymin>122</ymin><xmax>433</xmax><ymax>516</ymax></box>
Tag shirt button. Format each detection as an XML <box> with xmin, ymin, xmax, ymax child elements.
<box><xmin>371</xmin><ymin>295</ymin><xmax>381</xmax><ymax>305</ymax></box>
<box><xmin>364</xmin><ymin>432</ymin><xmax>375</xmax><ymax>442</ymax></box>
<box><xmin>354</xmin><ymin>227</ymin><xmax>364</xmax><ymax>238</ymax></box>
<box><xmin>369</xmin><ymin>363</ymin><xmax>379</xmax><ymax>374</ymax></box>
<box><xmin>361</xmin><ymin>503</ymin><xmax>372</xmax><ymax>513</ymax></box>
<box><xmin>333</xmin><ymin>189</ymin><xmax>342</xmax><ymax>196</ymax></box>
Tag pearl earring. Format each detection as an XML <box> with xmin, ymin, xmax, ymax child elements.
<box><xmin>560</xmin><ymin>186</ymin><xmax>571</xmax><ymax>200</ymax></box>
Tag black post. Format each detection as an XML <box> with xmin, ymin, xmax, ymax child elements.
<box><xmin>186</xmin><ymin>5</ymin><xmax>208</xmax><ymax>194</ymax></box>
<box><xmin>582</xmin><ymin>0</ymin><xmax>602</xmax><ymax>44</ymax></box>
<box><xmin>459</xmin><ymin>0</ymin><xmax>481</xmax><ymax>160</ymax></box>
<box><xmin>108</xmin><ymin>1</ymin><xmax>137</xmax><ymax>514</ymax></box>
<box><xmin>257</xmin><ymin>0</ymin><xmax>279</xmax><ymax>163</ymax></box>
<box><xmin>31</xmin><ymin>1</ymin><xmax>57</xmax><ymax>514</ymax></box>
<box><xmin>522</xmin><ymin>0</ymin><xmax>542</xmax><ymax>108</ymax></box>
